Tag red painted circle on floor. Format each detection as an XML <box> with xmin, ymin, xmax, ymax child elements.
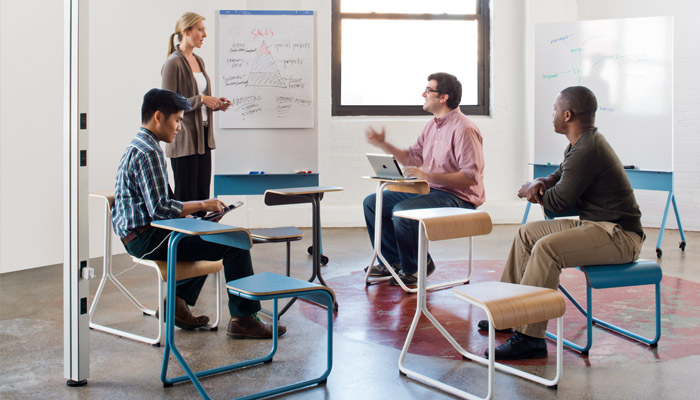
<box><xmin>301</xmin><ymin>260</ymin><xmax>700</xmax><ymax>367</ymax></box>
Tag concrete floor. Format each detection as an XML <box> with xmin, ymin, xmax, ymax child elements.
<box><xmin>1</xmin><ymin>225</ymin><xmax>699</xmax><ymax>399</ymax></box>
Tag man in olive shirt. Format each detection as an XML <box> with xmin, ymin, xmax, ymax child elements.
<box><xmin>480</xmin><ymin>86</ymin><xmax>644</xmax><ymax>360</ymax></box>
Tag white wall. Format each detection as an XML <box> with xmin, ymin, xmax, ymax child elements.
<box><xmin>1</xmin><ymin>0</ymin><xmax>65</xmax><ymax>273</ymax></box>
<box><xmin>2</xmin><ymin>0</ymin><xmax>698</xmax><ymax>273</ymax></box>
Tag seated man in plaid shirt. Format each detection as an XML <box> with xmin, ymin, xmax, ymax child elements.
<box><xmin>112</xmin><ymin>88</ymin><xmax>285</xmax><ymax>339</ymax></box>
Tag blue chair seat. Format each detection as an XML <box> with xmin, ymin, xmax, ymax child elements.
<box><xmin>547</xmin><ymin>259</ymin><xmax>662</xmax><ymax>354</ymax></box>
<box><xmin>580</xmin><ymin>260</ymin><xmax>662</xmax><ymax>289</ymax></box>
<box><xmin>223</xmin><ymin>272</ymin><xmax>335</xmax><ymax>400</ymax></box>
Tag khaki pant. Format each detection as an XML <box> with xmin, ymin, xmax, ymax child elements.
<box><xmin>501</xmin><ymin>219</ymin><xmax>643</xmax><ymax>338</ymax></box>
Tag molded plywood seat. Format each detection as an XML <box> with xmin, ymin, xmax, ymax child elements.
<box><xmin>392</xmin><ymin>207</ymin><xmax>493</xmax><ymax>293</ymax></box>
<box><xmin>450</xmin><ymin>282</ymin><xmax>566</xmax><ymax>399</ymax></box>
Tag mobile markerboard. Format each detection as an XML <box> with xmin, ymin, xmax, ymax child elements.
<box><xmin>535</xmin><ymin>17</ymin><xmax>673</xmax><ymax>171</ymax></box>
<box><xmin>216</xmin><ymin>10</ymin><xmax>314</xmax><ymax>128</ymax></box>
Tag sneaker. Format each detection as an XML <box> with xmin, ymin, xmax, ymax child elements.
<box><xmin>226</xmin><ymin>313</ymin><xmax>287</xmax><ymax>339</ymax></box>
<box><xmin>389</xmin><ymin>259</ymin><xmax>436</xmax><ymax>287</ymax></box>
<box><xmin>484</xmin><ymin>331</ymin><xmax>547</xmax><ymax>360</ymax></box>
<box><xmin>364</xmin><ymin>262</ymin><xmax>401</xmax><ymax>277</ymax></box>
<box><xmin>477</xmin><ymin>319</ymin><xmax>513</xmax><ymax>333</ymax></box>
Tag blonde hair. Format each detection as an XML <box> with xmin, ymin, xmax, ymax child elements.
<box><xmin>167</xmin><ymin>12</ymin><xmax>205</xmax><ymax>56</ymax></box>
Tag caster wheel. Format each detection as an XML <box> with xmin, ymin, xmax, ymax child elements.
<box><xmin>656</xmin><ymin>248</ymin><xmax>663</xmax><ymax>258</ymax></box>
<box><xmin>264</xmin><ymin>358</ymin><xmax>273</xmax><ymax>364</ymax></box>
<box><xmin>650</xmin><ymin>343</ymin><xmax>658</xmax><ymax>348</ymax></box>
<box><xmin>321</xmin><ymin>255</ymin><xmax>329</xmax><ymax>265</ymax></box>
<box><xmin>318</xmin><ymin>379</ymin><xmax>327</xmax><ymax>385</ymax></box>
<box><xmin>399</xmin><ymin>371</ymin><xmax>407</xmax><ymax>376</ymax></box>
<box><xmin>163</xmin><ymin>382</ymin><xmax>173</xmax><ymax>388</ymax></box>
<box><xmin>152</xmin><ymin>342</ymin><xmax>161</xmax><ymax>348</ymax></box>
<box><xmin>680</xmin><ymin>241</ymin><xmax>686</xmax><ymax>251</ymax></box>
<box><xmin>581</xmin><ymin>350</ymin><xmax>589</xmax><ymax>356</ymax></box>
<box><xmin>548</xmin><ymin>384</ymin><xmax>558</xmax><ymax>390</ymax></box>
<box><xmin>307</xmin><ymin>246</ymin><xmax>313</xmax><ymax>255</ymax></box>
<box><xmin>210</xmin><ymin>326</ymin><xmax>218</xmax><ymax>331</ymax></box>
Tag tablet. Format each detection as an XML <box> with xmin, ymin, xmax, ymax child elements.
<box><xmin>202</xmin><ymin>201</ymin><xmax>244</xmax><ymax>221</ymax></box>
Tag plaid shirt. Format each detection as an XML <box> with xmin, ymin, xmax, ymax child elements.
<box><xmin>112</xmin><ymin>128</ymin><xmax>183</xmax><ymax>238</ymax></box>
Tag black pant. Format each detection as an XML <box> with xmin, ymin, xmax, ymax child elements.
<box><xmin>171</xmin><ymin>127</ymin><xmax>212</xmax><ymax>212</ymax></box>
<box><xmin>124</xmin><ymin>227</ymin><xmax>261</xmax><ymax>317</ymax></box>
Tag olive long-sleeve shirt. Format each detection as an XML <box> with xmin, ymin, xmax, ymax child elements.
<box><xmin>542</xmin><ymin>128</ymin><xmax>644</xmax><ymax>239</ymax></box>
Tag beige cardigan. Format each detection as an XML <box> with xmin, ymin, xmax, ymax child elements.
<box><xmin>161</xmin><ymin>48</ymin><xmax>215</xmax><ymax>158</ymax></box>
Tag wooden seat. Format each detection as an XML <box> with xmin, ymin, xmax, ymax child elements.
<box><xmin>89</xmin><ymin>192</ymin><xmax>222</xmax><ymax>346</ymax></box>
<box><xmin>450</xmin><ymin>282</ymin><xmax>566</xmax><ymax>399</ymax></box>
<box><xmin>454</xmin><ymin>281</ymin><xmax>567</xmax><ymax>330</ymax></box>
<box><xmin>392</xmin><ymin>208</ymin><xmax>493</xmax><ymax>292</ymax></box>
<box><xmin>222</xmin><ymin>272</ymin><xmax>335</xmax><ymax>399</ymax></box>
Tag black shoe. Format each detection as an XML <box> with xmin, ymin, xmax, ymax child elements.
<box><xmin>390</xmin><ymin>259</ymin><xmax>436</xmax><ymax>287</ymax></box>
<box><xmin>364</xmin><ymin>262</ymin><xmax>401</xmax><ymax>277</ymax></box>
<box><xmin>477</xmin><ymin>319</ymin><xmax>513</xmax><ymax>333</ymax></box>
<box><xmin>484</xmin><ymin>331</ymin><xmax>548</xmax><ymax>360</ymax></box>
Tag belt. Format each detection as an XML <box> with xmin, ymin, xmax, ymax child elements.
<box><xmin>121</xmin><ymin>225</ymin><xmax>151</xmax><ymax>247</ymax></box>
<box><xmin>203</xmin><ymin>120</ymin><xmax>209</xmax><ymax>128</ymax></box>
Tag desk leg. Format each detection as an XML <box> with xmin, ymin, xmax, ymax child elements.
<box><xmin>311</xmin><ymin>195</ymin><xmax>338</xmax><ymax>311</ymax></box>
<box><xmin>672</xmin><ymin>193</ymin><xmax>687</xmax><ymax>250</ymax></box>
<box><xmin>160</xmin><ymin>233</ymin><xmax>211</xmax><ymax>399</ymax></box>
<box><xmin>364</xmin><ymin>182</ymin><xmax>404</xmax><ymax>287</ymax></box>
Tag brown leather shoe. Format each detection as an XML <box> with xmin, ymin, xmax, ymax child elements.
<box><xmin>226</xmin><ymin>314</ymin><xmax>287</xmax><ymax>339</ymax></box>
<box><xmin>164</xmin><ymin>296</ymin><xmax>209</xmax><ymax>330</ymax></box>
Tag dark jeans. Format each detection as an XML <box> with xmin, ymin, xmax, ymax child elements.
<box><xmin>124</xmin><ymin>227</ymin><xmax>260</xmax><ymax>317</ymax></box>
<box><xmin>363</xmin><ymin>188</ymin><xmax>476</xmax><ymax>274</ymax></box>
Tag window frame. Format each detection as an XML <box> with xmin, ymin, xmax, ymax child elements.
<box><xmin>331</xmin><ymin>0</ymin><xmax>490</xmax><ymax>116</ymax></box>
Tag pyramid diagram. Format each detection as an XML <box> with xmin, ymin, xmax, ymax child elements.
<box><xmin>247</xmin><ymin>42</ymin><xmax>287</xmax><ymax>88</ymax></box>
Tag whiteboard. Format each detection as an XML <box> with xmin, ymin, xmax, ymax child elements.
<box><xmin>535</xmin><ymin>17</ymin><xmax>673</xmax><ymax>171</ymax></box>
<box><xmin>216</xmin><ymin>10</ymin><xmax>314</xmax><ymax>128</ymax></box>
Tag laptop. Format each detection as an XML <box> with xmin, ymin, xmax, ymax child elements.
<box><xmin>366</xmin><ymin>153</ymin><xmax>416</xmax><ymax>180</ymax></box>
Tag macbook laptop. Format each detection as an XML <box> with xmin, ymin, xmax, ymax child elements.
<box><xmin>366</xmin><ymin>153</ymin><xmax>416</xmax><ymax>180</ymax></box>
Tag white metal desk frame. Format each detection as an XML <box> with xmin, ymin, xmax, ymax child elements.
<box><xmin>363</xmin><ymin>177</ymin><xmax>475</xmax><ymax>293</ymax></box>
<box><xmin>394</xmin><ymin>208</ymin><xmax>562</xmax><ymax>400</ymax></box>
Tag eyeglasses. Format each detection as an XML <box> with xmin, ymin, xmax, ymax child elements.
<box><xmin>424</xmin><ymin>87</ymin><xmax>440</xmax><ymax>95</ymax></box>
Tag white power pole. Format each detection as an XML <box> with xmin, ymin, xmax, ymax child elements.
<box><xmin>64</xmin><ymin>0</ymin><xmax>90</xmax><ymax>386</ymax></box>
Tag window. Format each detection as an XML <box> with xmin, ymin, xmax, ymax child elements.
<box><xmin>332</xmin><ymin>0</ymin><xmax>490</xmax><ymax>116</ymax></box>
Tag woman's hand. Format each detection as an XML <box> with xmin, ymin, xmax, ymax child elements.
<box><xmin>216</xmin><ymin>97</ymin><xmax>232</xmax><ymax>111</ymax></box>
<box><xmin>201</xmin><ymin>95</ymin><xmax>222</xmax><ymax>110</ymax></box>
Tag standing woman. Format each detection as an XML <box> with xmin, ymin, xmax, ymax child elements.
<box><xmin>162</xmin><ymin>12</ymin><xmax>231</xmax><ymax>205</ymax></box>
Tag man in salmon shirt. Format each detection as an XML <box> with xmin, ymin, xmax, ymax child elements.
<box><xmin>363</xmin><ymin>72</ymin><xmax>485</xmax><ymax>287</ymax></box>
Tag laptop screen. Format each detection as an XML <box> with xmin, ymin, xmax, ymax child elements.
<box><xmin>366</xmin><ymin>153</ymin><xmax>405</xmax><ymax>179</ymax></box>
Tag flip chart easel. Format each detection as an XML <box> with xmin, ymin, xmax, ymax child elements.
<box><xmin>521</xmin><ymin>164</ymin><xmax>686</xmax><ymax>258</ymax></box>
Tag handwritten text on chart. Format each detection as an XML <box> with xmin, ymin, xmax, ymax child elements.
<box><xmin>251</xmin><ymin>28</ymin><xmax>274</xmax><ymax>40</ymax></box>
<box><xmin>228</xmin><ymin>41</ymin><xmax>312</xmax><ymax>54</ymax></box>
<box><xmin>231</xmin><ymin>95</ymin><xmax>262</xmax><ymax>108</ymax></box>
<box><xmin>223</xmin><ymin>75</ymin><xmax>247</xmax><ymax>86</ymax></box>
